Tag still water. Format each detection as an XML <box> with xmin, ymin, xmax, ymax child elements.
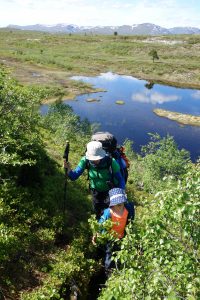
<box><xmin>43</xmin><ymin>72</ymin><xmax>200</xmax><ymax>161</ymax></box>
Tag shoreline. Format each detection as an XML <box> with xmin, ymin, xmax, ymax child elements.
<box><xmin>1</xmin><ymin>58</ymin><xmax>200</xmax><ymax>93</ymax></box>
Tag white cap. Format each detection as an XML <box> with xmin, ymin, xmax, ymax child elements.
<box><xmin>85</xmin><ymin>141</ymin><xmax>106</xmax><ymax>161</ymax></box>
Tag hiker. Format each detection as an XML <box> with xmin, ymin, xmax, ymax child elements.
<box><xmin>64</xmin><ymin>141</ymin><xmax>125</xmax><ymax>219</ymax></box>
<box><xmin>92</xmin><ymin>187</ymin><xmax>135</xmax><ymax>277</ymax></box>
<box><xmin>91</xmin><ymin>131</ymin><xmax>129</xmax><ymax>183</ymax></box>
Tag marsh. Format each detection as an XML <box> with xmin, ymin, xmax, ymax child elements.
<box><xmin>63</xmin><ymin>73</ymin><xmax>200</xmax><ymax>161</ymax></box>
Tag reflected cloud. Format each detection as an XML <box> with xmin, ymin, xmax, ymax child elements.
<box><xmin>99</xmin><ymin>72</ymin><xmax>138</xmax><ymax>81</ymax></box>
<box><xmin>191</xmin><ymin>91</ymin><xmax>200</xmax><ymax>99</ymax></box>
<box><xmin>71</xmin><ymin>75</ymin><xmax>90</xmax><ymax>82</ymax></box>
<box><xmin>132</xmin><ymin>91</ymin><xmax>181</xmax><ymax>104</ymax></box>
<box><xmin>72</xmin><ymin>72</ymin><xmax>139</xmax><ymax>83</ymax></box>
<box><xmin>99</xmin><ymin>72</ymin><xmax>119</xmax><ymax>81</ymax></box>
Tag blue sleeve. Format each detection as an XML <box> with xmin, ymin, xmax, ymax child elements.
<box><xmin>68</xmin><ymin>165</ymin><xmax>84</xmax><ymax>180</ymax></box>
<box><xmin>114</xmin><ymin>171</ymin><xmax>125</xmax><ymax>189</ymax></box>
<box><xmin>125</xmin><ymin>202</ymin><xmax>135</xmax><ymax>220</ymax></box>
<box><xmin>99</xmin><ymin>208</ymin><xmax>111</xmax><ymax>224</ymax></box>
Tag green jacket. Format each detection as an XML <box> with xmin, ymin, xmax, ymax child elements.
<box><xmin>69</xmin><ymin>156</ymin><xmax>122</xmax><ymax>192</ymax></box>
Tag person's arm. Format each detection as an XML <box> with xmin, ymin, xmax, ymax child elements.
<box><xmin>65</xmin><ymin>157</ymin><xmax>86</xmax><ymax>181</ymax></box>
<box><xmin>92</xmin><ymin>208</ymin><xmax>111</xmax><ymax>245</ymax></box>
<box><xmin>99</xmin><ymin>208</ymin><xmax>111</xmax><ymax>224</ymax></box>
<box><xmin>68</xmin><ymin>166</ymin><xmax>84</xmax><ymax>180</ymax></box>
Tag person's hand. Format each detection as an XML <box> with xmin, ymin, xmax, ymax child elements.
<box><xmin>64</xmin><ymin>160</ymin><xmax>72</xmax><ymax>172</ymax></box>
<box><xmin>92</xmin><ymin>234</ymin><xmax>97</xmax><ymax>245</ymax></box>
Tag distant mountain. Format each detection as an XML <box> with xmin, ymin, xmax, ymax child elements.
<box><xmin>168</xmin><ymin>26</ymin><xmax>200</xmax><ymax>34</ymax></box>
<box><xmin>6</xmin><ymin>23</ymin><xmax>200</xmax><ymax>35</ymax></box>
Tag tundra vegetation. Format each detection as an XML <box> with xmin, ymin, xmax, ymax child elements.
<box><xmin>0</xmin><ymin>30</ymin><xmax>199</xmax><ymax>299</ymax></box>
<box><xmin>0</xmin><ymin>29</ymin><xmax>200</xmax><ymax>92</ymax></box>
<box><xmin>148</xmin><ymin>49</ymin><xmax>159</xmax><ymax>62</ymax></box>
<box><xmin>153</xmin><ymin>108</ymin><xmax>200</xmax><ymax>126</ymax></box>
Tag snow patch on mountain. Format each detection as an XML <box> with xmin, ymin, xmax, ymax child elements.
<box><xmin>6</xmin><ymin>23</ymin><xmax>200</xmax><ymax>35</ymax></box>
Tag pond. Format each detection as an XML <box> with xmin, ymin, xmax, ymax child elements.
<box><xmin>42</xmin><ymin>72</ymin><xmax>200</xmax><ymax>161</ymax></box>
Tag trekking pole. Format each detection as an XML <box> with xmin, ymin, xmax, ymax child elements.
<box><xmin>63</xmin><ymin>141</ymin><xmax>70</xmax><ymax>213</ymax></box>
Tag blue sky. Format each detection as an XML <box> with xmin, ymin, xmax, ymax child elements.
<box><xmin>0</xmin><ymin>0</ymin><xmax>200</xmax><ymax>28</ymax></box>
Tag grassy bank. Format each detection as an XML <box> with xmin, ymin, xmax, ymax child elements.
<box><xmin>0</xmin><ymin>29</ymin><xmax>200</xmax><ymax>95</ymax></box>
<box><xmin>154</xmin><ymin>108</ymin><xmax>200</xmax><ymax>126</ymax></box>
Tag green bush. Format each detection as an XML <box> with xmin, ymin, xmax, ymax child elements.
<box><xmin>0</xmin><ymin>68</ymin><xmax>94</xmax><ymax>298</ymax></box>
<box><xmin>129</xmin><ymin>134</ymin><xmax>190</xmax><ymax>193</ymax></box>
<box><xmin>0</xmin><ymin>68</ymin><xmax>44</xmax><ymax>175</ymax></box>
<box><xmin>100</xmin><ymin>162</ymin><xmax>200</xmax><ymax>299</ymax></box>
<box><xmin>42</xmin><ymin>101</ymin><xmax>91</xmax><ymax>145</ymax></box>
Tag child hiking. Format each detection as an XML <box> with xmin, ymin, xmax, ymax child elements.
<box><xmin>64</xmin><ymin>141</ymin><xmax>125</xmax><ymax>219</ymax></box>
<box><xmin>92</xmin><ymin>188</ymin><xmax>134</xmax><ymax>277</ymax></box>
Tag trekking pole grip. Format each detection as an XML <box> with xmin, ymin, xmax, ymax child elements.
<box><xmin>63</xmin><ymin>141</ymin><xmax>70</xmax><ymax>175</ymax></box>
<box><xmin>63</xmin><ymin>141</ymin><xmax>70</xmax><ymax>161</ymax></box>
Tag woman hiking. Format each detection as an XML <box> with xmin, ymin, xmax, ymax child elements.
<box><xmin>64</xmin><ymin>141</ymin><xmax>125</xmax><ymax>219</ymax></box>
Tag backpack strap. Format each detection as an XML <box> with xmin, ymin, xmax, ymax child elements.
<box><xmin>107</xmin><ymin>156</ymin><xmax>114</xmax><ymax>186</ymax></box>
<box><xmin>113</xmin><ymin>149</ymin><xmax>125</xmax><ymax>178</ymax></box>
<box><xmin>85</xmin><ymin>159</ymin><xmax>90</xmax><ymax>181</ymax></box>
<box><xmin>113</xmin><ymin>148</ymin><xmax>129</xmax><ymax>183</ymax></box>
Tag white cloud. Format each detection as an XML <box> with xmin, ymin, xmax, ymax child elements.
<box><xmin>191</xmin><ymin>91</ymin><xmax>200</xmax><ymax>99</ymax></box>
<box><xmin>0</xmin><ymin>0</ymin><xmax>200</xmax><ymax>28</ymax></box>
<box><xmin>132</xmin><ymin>91</ymin><xmax>181</xmax><ymax>104</ymax></box>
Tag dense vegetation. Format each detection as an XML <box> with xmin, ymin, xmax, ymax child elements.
<box><xmin>0</xmin><ymin>65</ymin><xmax>199</xmax><ymax>300</ymax></box>
<box><xmin>100</xmin><ymin>161</ymin><xmax>200</xmax><ymax>299</ymax></box>
<box><xmin>0</xmin><ymin>67</ymin><xmax>96</xmax><ymax>299</ymax></box>
<box><xmin>1</xmin><ymin>27</ymin><xmax>200</xmax><ymax>299</ymax></box>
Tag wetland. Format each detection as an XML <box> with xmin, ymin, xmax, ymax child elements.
<box><xmin>47</xmin><ymin>72</ymin><xmax>199</xmax><ymax>161</ymax></box>
<box><xmin>1</xmin><ymin>29</ymin><xmax>200</xmax><ymax>160</ymax></box>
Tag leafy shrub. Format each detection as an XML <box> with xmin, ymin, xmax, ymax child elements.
<box><xmin>42</xmin><ymin>101</ymin><xmax>91</xmax><ymax>146</ymax></box>
<box><xmin>130</xmin><ymin>134</ymin><xmax>190</xmax><ymax>193</ymax></box>
<box><xmin>0</xmin><ymin>68</ymin><xmax>43</xmax><ymax>176</ymax></box>
<box><xmin>100</xmin><ymin>162</ymin><xmax>200</xmax><ymax>299</ymax></box>
<box><xmin>0</xmin><ymin>68</ymin><xmax>95</xmax><ymax>298</ymax></box>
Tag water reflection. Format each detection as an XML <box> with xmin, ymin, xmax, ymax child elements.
<box><xmin>68</xmin><ymin>73</ymin><xmax>200</xmax><ymax>161</ymax></box>
<box><xmin>45</xmin><ymin>72</ymin><xmax>200</xmax><ymax>161</ymax></box>
<box><xmin>191</xmin><ymin>91</ymin><xmax>200</xmax><ymax>99</ymax></box>
<box><xmin>145</xmin><ymin>81</ymin><xmax>154</xmax><ymax>89</ymax></box>
<box><xmin>132</xmin><ymin>90</ymin><xmax>181</xmax><ymax>104</ymax></box>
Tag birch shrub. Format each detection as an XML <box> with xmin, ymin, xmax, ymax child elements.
<box><xmin>100</xmin><ymin>161</ymin><xmax>200</xmax><ymax>300</ymax></box>
<box><xmin>129</xmin><ymin>134</ymin><xmax>191</xmax><ymax>193</ymax></box>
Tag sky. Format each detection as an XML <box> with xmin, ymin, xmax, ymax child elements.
<box><xmin>1</xmin><ymin>0</ymin><xmax>200</xmax><ymax>29</ymax></box>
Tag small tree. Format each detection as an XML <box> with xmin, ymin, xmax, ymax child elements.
<box><xmin>149</xmin><ymin>49</ymin><xmax>159</xmax><ymax>62</ymax></box>
<box><xmin>114</xmin><ymin>31</ymin><xmax>118</xmax><ymax>36</ymax></box>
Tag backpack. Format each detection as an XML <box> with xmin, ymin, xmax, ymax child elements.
<box><xmin>91</xmin><ymin>132</ymin><xmax>129</xmax><ymax>183</ymax></box>
<box><xmin>91</xmin><ymin>132</ymin><xmax>117</xmax><ymax>154</ymax></box>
